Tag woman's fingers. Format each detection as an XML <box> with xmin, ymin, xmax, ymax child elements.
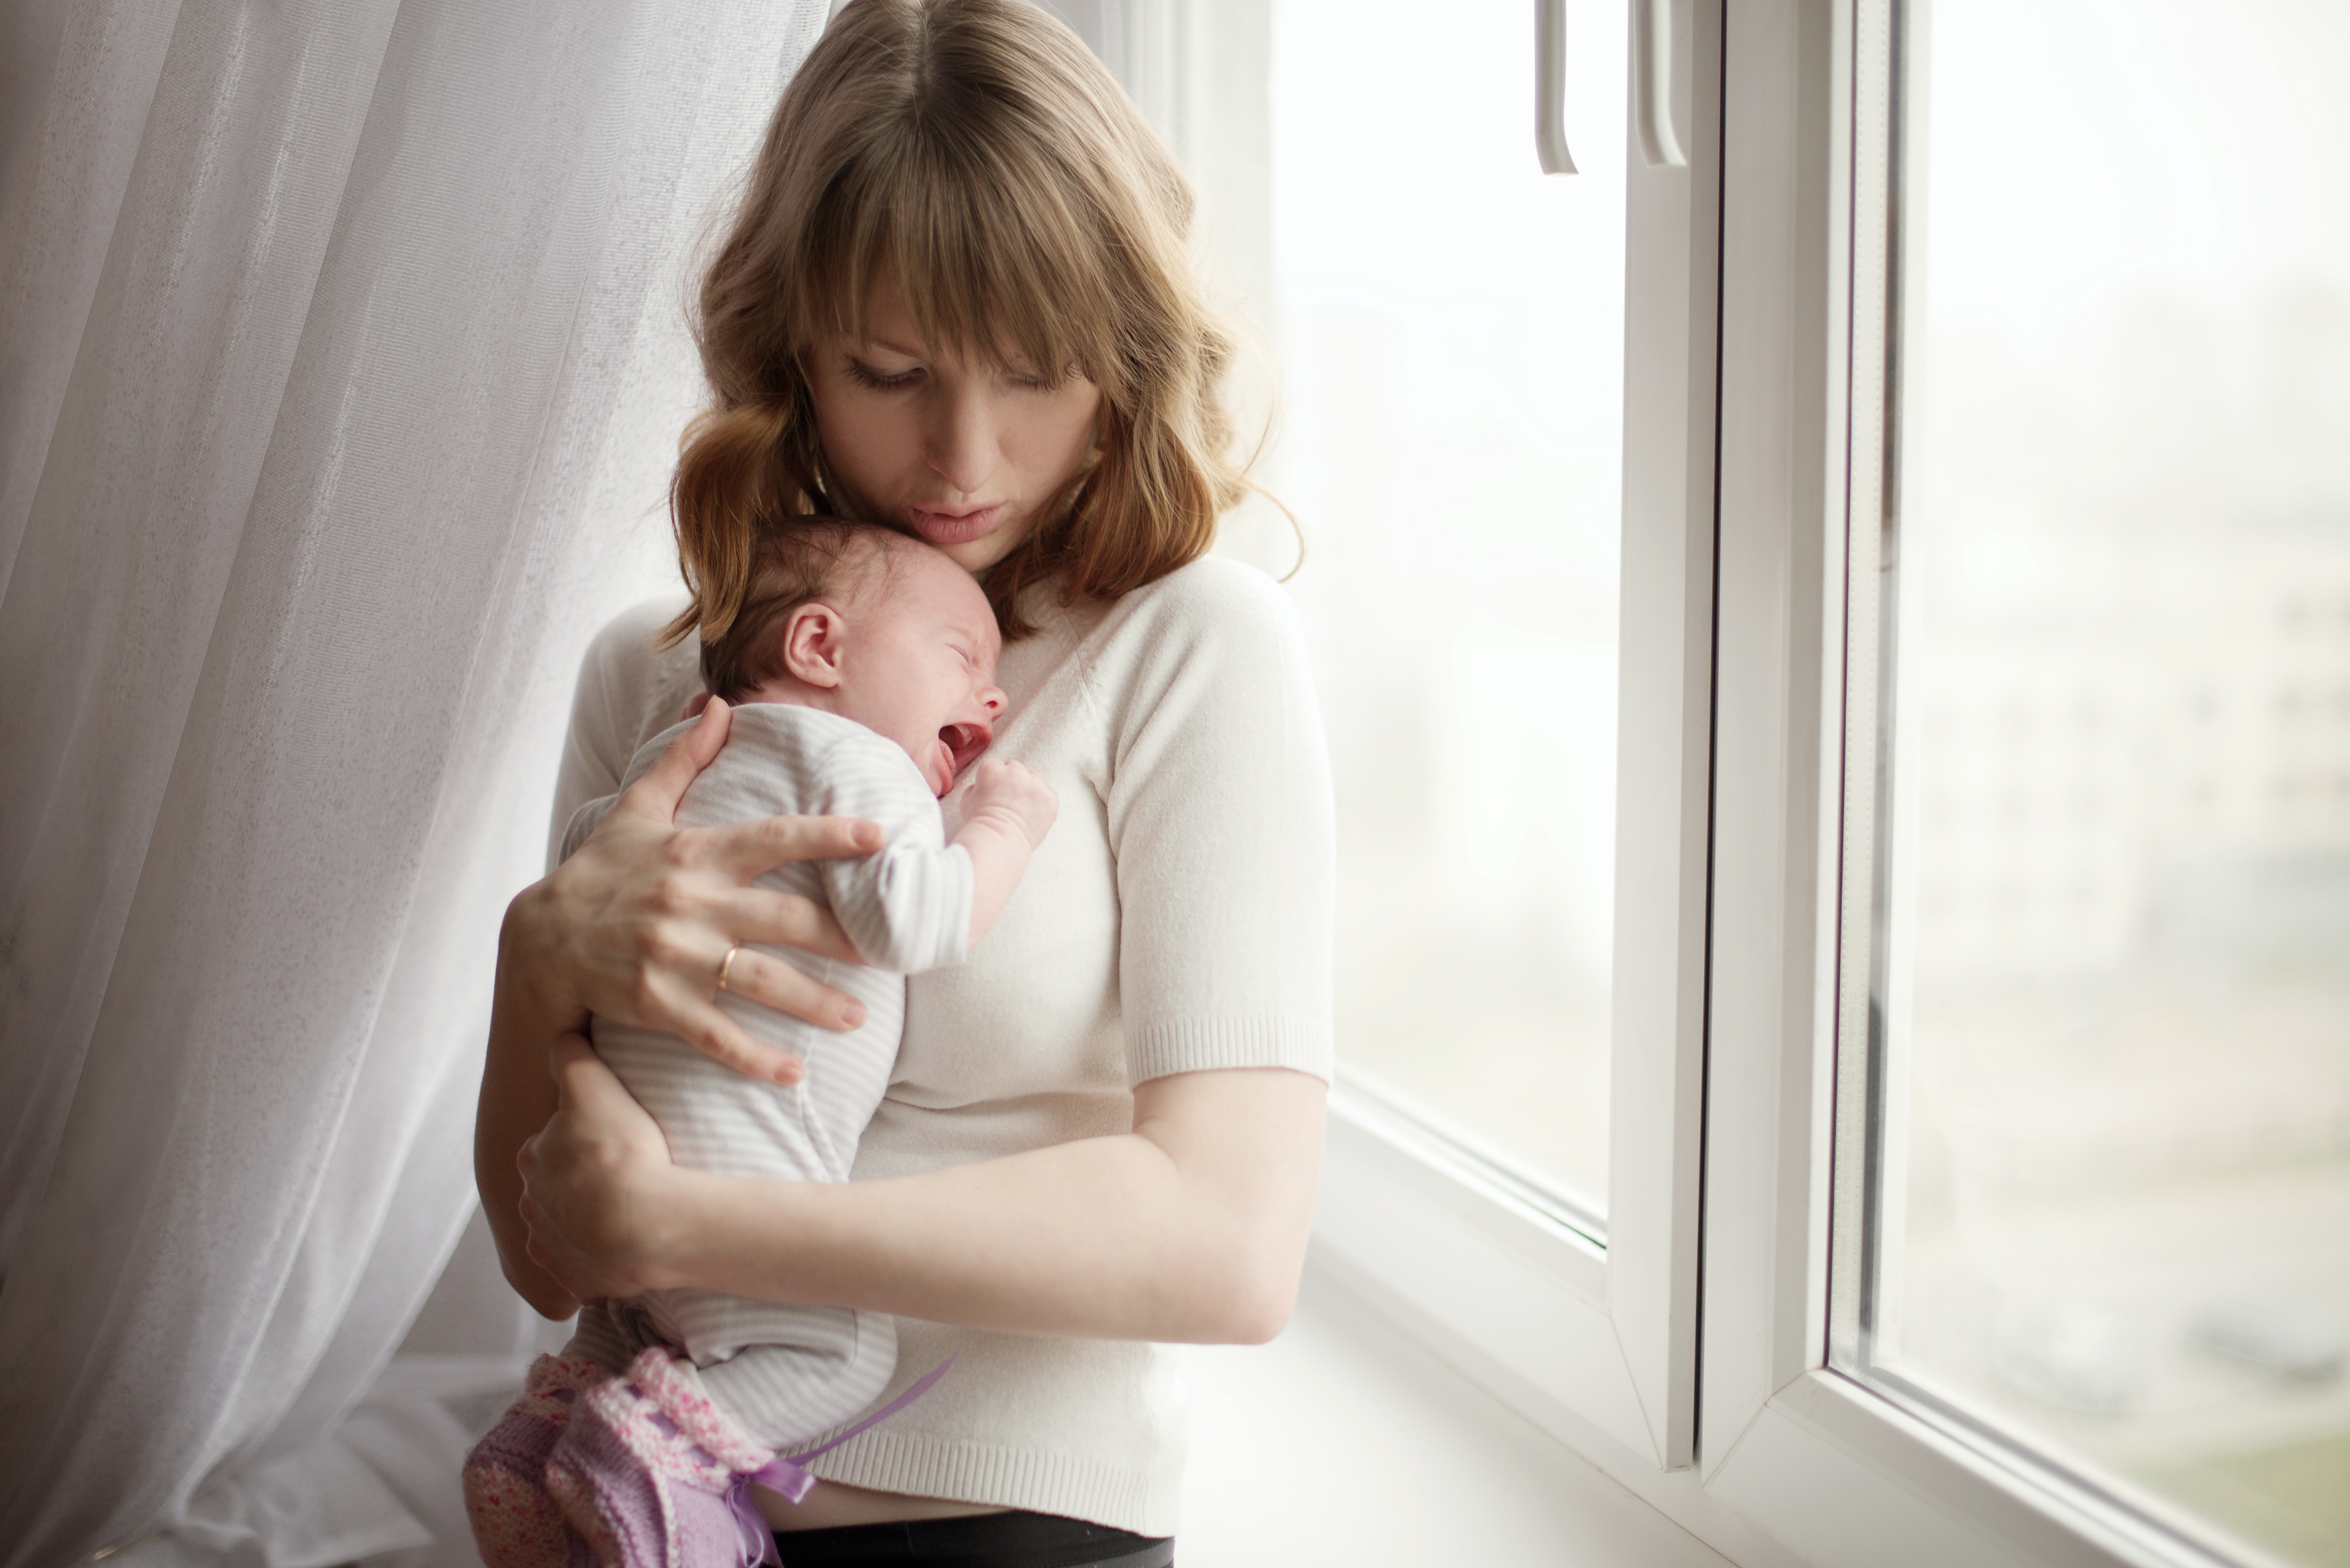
<box><xmin>669</xmin><ymin>992</ymin><xmax>812</xmax><ymax>1083</ymax></box>
<box><xmin>614</xmin><ymin>695</ymin><xmax>734</xmax><ymax>822</ymax></box>
<box><xmin>512</xmin><ymin>705</ymin><xmax>880</xmax><ymax>1082</ymax></box>
<box><xmin>718</xmin><ymin>885</ymin><xmax>861</xmax><ymax>964</ymax></box>
<box><xmin>705</xmin><ymin>812</ymin><xmax>883</xmax><ymax>883</ymax></box>
<box><xmin>707</xmin><ymin>938</ymin><xmax>864</xmax><ymax>1039</ymax></box>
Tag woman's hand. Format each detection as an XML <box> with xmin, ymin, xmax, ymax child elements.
<box><xmin>517</xmin><ymin>1034</ymin><xmax>689</xmax><ymax>1304</ymax></box>
<box><xmin>507</xmin><ymin>695</ymin><xmax>883</xmax><ymax>1083</ymax></box>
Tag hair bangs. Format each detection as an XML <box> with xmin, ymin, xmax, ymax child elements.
<box><xmin>796</xmin><ymin>120</ymin><xmax>1129</xmax><ymax>405</ymax></box>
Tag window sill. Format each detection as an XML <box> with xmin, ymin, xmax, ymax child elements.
<box><xmin>1181</xmin><ymin>1264</ymin><xmax>1734</xmax><ymax>1566</ymax></box>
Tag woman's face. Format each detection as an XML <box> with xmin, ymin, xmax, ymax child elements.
<box><xmin>807</xmin><ymin>276</ymin><xmax>1103</xmax><ymax>574</ymax></box>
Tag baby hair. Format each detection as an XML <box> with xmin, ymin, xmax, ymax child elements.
<box><xmin>699</xmin><ymin>520</ymin><xmax>915</xmax><ymax>703</ymax></box>
<box><xmin>664</xmin><ymin>0</ymin><xmax>1249</xmax><ymax>650</ymax></box>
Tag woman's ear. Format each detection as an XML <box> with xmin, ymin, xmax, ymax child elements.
<box><xmin>781</xmin><ymin>602</ymin><xmax>846</xmax><ymax>688</ymax></box>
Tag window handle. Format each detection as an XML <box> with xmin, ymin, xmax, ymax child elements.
<box><xmin>1535</xmin><ymin>0</ymin><xmax>1578</xmax><ymax>174</ymax></box>
<box><xmin>1635</xmin><ymin>0</ymin><xmax>1688</xmax><ymax>167</ymax></box>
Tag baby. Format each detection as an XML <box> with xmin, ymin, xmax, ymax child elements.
<box><xmin>465</xmin><ymin>522</ymin><xmax>1057</xmax><ymax>1568</ymax></box>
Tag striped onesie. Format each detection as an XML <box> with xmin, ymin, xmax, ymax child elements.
<box><xmin>562</xmin><ymin>699</ymin><xmax>974</xmax><ymax>1448</ymax></box>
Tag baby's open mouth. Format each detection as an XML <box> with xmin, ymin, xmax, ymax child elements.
<box><xmin>940</xmin><ymin>722</ymin><xmax>991</xmax><ymax>776</ymax></box>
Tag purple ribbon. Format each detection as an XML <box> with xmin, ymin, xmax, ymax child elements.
<box><xmin>722</xmin><ymin>1357</ymin><xmax>956</xmax><ymax>1567</ymax></box>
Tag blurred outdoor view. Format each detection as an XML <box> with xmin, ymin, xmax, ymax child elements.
<box><xmin>1248</xmin><ymin>0</ymin><xmax>1630</xmax><ymax>1207</ymax></box>
<box><xmin>1871</xmin><ymin>2</ymin><xmax>2350</xmax><ymax>1561</ymax></box>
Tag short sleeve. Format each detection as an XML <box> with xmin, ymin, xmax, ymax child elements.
<box><xmin>1098</xmin><ymin>558</ymin><xmax>1336</xmax><ymax>1085</ymax></box>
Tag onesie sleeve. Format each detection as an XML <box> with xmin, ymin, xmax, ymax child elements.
<box><xmin>1100</xmin><ymin>559</ymin><xmax>1337</xmax><ymax>1086</ymax></box>
<box><xmin>807</xmin><ymin>730</ymin><xmax>976</xmax><ymax>976</ymax></box>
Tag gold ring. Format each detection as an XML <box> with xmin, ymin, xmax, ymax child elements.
<box><xmin>716</xmin><ymin>946</ymin><xmax>744</xmax><ymax>998</ymax></box>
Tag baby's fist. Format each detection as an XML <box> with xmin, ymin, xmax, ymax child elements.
<box><xmin>965</xmin><ymin>758</ymin><xmax>1058</xmax><ymax>847</ymax></box>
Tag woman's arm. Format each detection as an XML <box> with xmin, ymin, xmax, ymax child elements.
<box><xmin>514</xmin><ymin>561</ymin><xmax>1335</xmax><ymax>1337</ymax></box>
<box><xmin>519</xmin><ymin>1038</ymin><xmax>1326</xmax><ymax>1342</ymax></box>
<box><xmin>476</xmin><ymin>697</ymin><xmax>886</xmax><ymax>1316</ymax></box>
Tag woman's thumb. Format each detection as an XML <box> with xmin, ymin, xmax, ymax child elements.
<box><xmin>621</xmin><ymin>695</ymin><xmax>731</xmax><ymax>819</ymax></box>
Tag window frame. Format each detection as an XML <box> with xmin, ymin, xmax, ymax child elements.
<box><xmin>1125</xmin><ymin>0</ymin><xmax>2292</xmax><ymax>1561</ymax></box>
<box><xmin>1086</xmin><ymin>0</ymin><xmax>1724</xmax><ymax>1483</ymax></box>
<box><xmin>1299</xmin><ymin>0</ymin><xmax>1724</xmax><ymax>1480</ymax></box>
<box><xmin>1698</xmin><ymin>5</ymin><xmax>2289</xmax><ymax>1567</ymax></box>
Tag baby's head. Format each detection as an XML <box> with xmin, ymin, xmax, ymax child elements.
<box><xmin>703</xmin><ymin>521</ymin><xmax>1005</xmax><ymax>796</ymax></box>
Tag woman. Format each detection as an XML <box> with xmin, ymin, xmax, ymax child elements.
<box><xmin>473</xmin><ymin>0</ymin><xmax>1333</xmax><ymax>1561</ymax></box>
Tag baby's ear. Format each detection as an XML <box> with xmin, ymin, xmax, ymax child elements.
<box><xmin>781</xmin><ymin>602</ymin><xmax>845</xmax><ymax>688</ymax></box>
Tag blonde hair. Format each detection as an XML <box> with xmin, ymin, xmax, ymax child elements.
<box><xmin>666</xmin><ymin>0</ymin><xmax>1250</xmax><ymax>648</ymax></box>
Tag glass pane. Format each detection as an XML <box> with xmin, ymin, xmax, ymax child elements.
<box><xmin>1250</xmin><ymin>0</ymin><xmax>1628</xmax><ymax>1206</ymax></box>
<box><xmin>1864</xmin><ymin>3</ymin><xmax>2350</xmax><ymax>1561</ymax></box>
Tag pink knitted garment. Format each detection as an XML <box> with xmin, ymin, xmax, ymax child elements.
<box><xmin>462</xmin><ymin>1352</ymin><xmax>609</xmax><ymax>1568</ymax></box>
<box><xmin>546</xmin><ymin>1346</ymin><xmax>777</xmax><ymax>1568</ymax></box>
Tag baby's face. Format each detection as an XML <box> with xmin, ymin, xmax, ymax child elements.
<box><xmin>829</xmin><ymin>546</ymin><xmax>1006</xmax><ymax>796</ymax></box>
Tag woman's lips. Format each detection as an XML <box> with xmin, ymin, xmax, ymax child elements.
<box><xmin>906</xmin><ymin>503</ymin><xmax>1007</xmax><ymax>547</ymax></box>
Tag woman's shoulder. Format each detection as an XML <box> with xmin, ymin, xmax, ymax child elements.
<box><xmin>1065</xmin><ymin>553</ymin><xmax>1319</xmax><ymax>741</ymax></box>
<box><xmin>551</xmin><ymin>598</ymin><xmax>700</xmax><ymax>864</ymax></box>
<box><xmin>1088</xmin><ymin>552</ymin><xmax>1305</xmax><ymax>661</ymax></box>
<box><xmin>572</xmin><ymin>596</ymin><xmax>701</xmax><ymax>756</ymax></box>
<box><xmin>579</xmin><ymin>596</ymin><xmax>693</xmax><ymax>681</ymax></box>
<box><xmin>1123</xmin><ymin>550</ymin><xmax>1293</xmax><ymax>618</ymax></box>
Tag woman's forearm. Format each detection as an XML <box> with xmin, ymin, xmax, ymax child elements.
<box><xmin>476</xmin><ymin>903</ymin><xmax>590</xmax><ymax>1319</ymax></box>
<box><xmin>654</xmin><ymin>1067</ymin><xmax>1326</xmax><ymax>1344</ymax></box>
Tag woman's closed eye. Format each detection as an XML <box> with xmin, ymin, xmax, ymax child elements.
<box><xmin>843</xmin><ymin>356</ymin><xmax>920</xmax><ymax>391</ymax></box>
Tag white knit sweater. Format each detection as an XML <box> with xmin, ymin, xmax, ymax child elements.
<box><xmin>548</xmin><ymin>555</ymin><xmax>1336</xmax><ymax>1535</ymax></box>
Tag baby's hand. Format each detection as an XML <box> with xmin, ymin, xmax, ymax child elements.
<box><xmin>963</xmin><ymin>758</ymin><xmax>1058</xmax><ymax>848</ymax></box>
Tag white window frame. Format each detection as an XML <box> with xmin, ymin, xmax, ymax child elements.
<box><xmin>1088</xmin><ymin>0</ymin><xmax>1724</xmax><ymax>1483</ymax></box>
<box><xmin>1102</xmin><ymin>0</ymin><xmax>1726</xmax><ymax>1501</ymax></box>
<box><xmin>1294</xmin><ymin>0</ymin><xmax>1724</xmax><ymax>1484</ymax></box>
<box><xmin>1112</xmin><ymin>1</ymin><xmax>2302</xmax><ymax>1562</ymax></box>
<box><xmin>1699</xmin><ymin>4</ymin><xmax>2284</xmax><ymax>1566</ymax></box>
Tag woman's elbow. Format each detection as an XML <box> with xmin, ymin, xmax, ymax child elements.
<box><xmin>1220</xmin><ymin>1272</ymin><xmax>1300</xmax><ymax>1344</ymax></box>
<box><xmin>512</xmin><ymin>1268</ymin><xmax>583</xmax><ymax>1323</ymax></box>
<box><xmin>1185</xmin><ymin>1225</ymin><xmax>1308</xmax><ymax>1344</ymax></box>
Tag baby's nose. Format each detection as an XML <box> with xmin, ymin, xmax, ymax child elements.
<box><xmin>978</xmin><ymin>684</ymin><xmax>1006</xmax><ymax>716</ymax></box>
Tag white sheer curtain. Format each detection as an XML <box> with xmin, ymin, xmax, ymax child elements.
<box><xmin>0</xmin><ymin>0</ymin><xmax>826</xmax><ymax>1562</ymax></box>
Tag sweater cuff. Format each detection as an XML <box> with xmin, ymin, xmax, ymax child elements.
<box><xmin>1125</xmin><ymin>1016</ymin><xmax>1333</xmax><ymax>1088</ymax></box>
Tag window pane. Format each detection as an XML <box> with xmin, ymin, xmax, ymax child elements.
<box><xmin>1239</xmin><ymin>0</ymin><xmax>1627</xmax><ymax>1207</ymax></box>
<box><xmin>1863</xmin><ymin>3</ymin><xmax>2350</xmax><ymax>1561</ymax></box>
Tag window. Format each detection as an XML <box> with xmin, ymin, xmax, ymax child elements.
<box><xmin>1120</xmin><ymin>0</ymin><xmax>2346</xmax><ymax>1561</ymax></box>
<box><xmin>1261</xmin><ymin>0</ymin><xmax>1628</xmax><ymax>1212</ymax></box>
<box><xmin>1702</xmin><ymin>2</ymin><xmax>2350</xmax><ymax>1565</ymax></box>
<box><xmin>1119</xmin><ymin>0</ymin><xmax>1720</xmax><ymax>1476</ymax></box>
<box><xmin>1838</xmin><ymin>2</ymin><xmax>2350</xmax><ymax>1563</ymax></box>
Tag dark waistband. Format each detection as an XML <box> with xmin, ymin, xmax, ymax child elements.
<box><xmin>773</xmin><ymin>1508</ymin><xmax>1173</xmax><ymax>1567</ymax></box>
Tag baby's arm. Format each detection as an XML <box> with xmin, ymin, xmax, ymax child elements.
<box><xmin>817</xmin><ymin>738</ymin><xmax>1053</xmax><ymax>971</ymax></box>
<box><xmin>952</xmin><ymin>758</ymin><xmax>1058</xmax><ymax>948</ymax></box>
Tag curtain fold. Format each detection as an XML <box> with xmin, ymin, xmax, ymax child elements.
<box><xmin>0</xmin><ymin>1</ymin><xmax>828</xmax><ymax>1563</ymax></box>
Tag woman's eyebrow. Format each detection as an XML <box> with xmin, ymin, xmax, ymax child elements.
<box><xmin>858</xmin><ymin>335</ymin><xmax>927</xmax><ymax>359</ymax></box>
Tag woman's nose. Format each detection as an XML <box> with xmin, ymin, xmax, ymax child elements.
<box><xmin>927</xmin><ymin>385</ymin><xmax>998</xmax><ymax>495</ymax></box>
